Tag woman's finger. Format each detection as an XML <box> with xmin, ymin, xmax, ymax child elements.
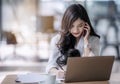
<box><xmin>85</xmin><ymin>23</ymin><xmax>90</xmax><ymax>30</ymax></box>
<box><xmin>57</xmin><ymin>70</ymin><xmax>65</xmax><ymax>78</ymax></box>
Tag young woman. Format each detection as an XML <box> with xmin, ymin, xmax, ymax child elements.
<box><xmin>46</xmin><ymin>4</ymin><xmax>100</xmax><ymax>79</ymax></box>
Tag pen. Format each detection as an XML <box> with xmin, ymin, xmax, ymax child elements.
<box><xmin>57</xmin><ymin>63</ymin><xmax>65</xmax><ymax>73</ymax></box>
<box><xmin>56</xmin><ymin>60</ymin><xmax>65</xmax><ymax>72</ymax></box>
<box><xmin>59</xmin><ymin>66</ymin><xmax>65</xmax><ymax>72</ymax></box>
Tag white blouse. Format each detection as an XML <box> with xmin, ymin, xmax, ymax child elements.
<box><xmin>46</xmin><ymin>34</ymin><xmax>100</xmax><ymax>73</ymax></box>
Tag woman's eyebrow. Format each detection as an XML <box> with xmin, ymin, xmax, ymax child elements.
<box><xmin>78</xmin><ymin>23</ymin><xmax>84</xmax><ymax>25</ymax></box>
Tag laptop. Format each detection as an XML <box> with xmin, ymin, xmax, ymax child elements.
<box><xmin>65</xmin><ymin>56</ymin><xmax>114</xmax><ymax>83</ymax></box>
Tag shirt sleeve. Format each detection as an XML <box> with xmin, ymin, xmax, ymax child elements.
<box><xmin>46</xmin><ymin>35</ymin><xmax>60</xmax><ymax>73</ymax></box>
<box><xmin>89</xmin><ymin>37</ymin><xmax>100</xmax><ymax>56</ymax></box>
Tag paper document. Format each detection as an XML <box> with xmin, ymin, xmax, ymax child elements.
<box><xmin>16</xmin><ymin>73</ymin><xmax>47</xmax><ymax>83</ymax></box>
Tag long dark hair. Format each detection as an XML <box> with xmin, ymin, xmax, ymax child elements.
<box><xmin>56</xmin><ymin>4</ymin><xmax>100</xmax><ymax>67</ymax></box>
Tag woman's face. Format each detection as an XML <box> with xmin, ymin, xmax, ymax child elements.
<box><xmin>69</xmin><ymin>18</ymin><xmax>85</xmax><ymax>39</ymax></box>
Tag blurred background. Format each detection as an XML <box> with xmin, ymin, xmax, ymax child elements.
<box><xmin>0</xmin><ymin>0</ymin><xmax>120</xmax><ymax>83</ymax></box>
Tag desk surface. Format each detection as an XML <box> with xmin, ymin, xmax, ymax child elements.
<box><xmin>1</xmin><ymin>75</ymin><xmax>120</xmax><ymax>84</ymax></box>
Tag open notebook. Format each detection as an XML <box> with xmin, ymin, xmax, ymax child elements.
<box><xmin>16</xmin><ymin>73</ymin><xmax>61</xmax><ymax>83</ymax></box>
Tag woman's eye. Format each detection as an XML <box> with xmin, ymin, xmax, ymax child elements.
<box><xmin>79</xmin><ymin>25</ymin><xmax>83</xmax><ymax>27</ymax></box>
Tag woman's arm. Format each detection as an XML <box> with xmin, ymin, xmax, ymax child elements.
<box><xmin>49</xmin><ymin>67</ymin><xmax>58</xmax><ymax>74</ymax></box>
<box><xmin>89</xmin><ymin>37</ymin><xmax>100</xmax><ymax>56</ymax></box>
<box><xmin>83</xmin><ymin>23</ymin><xmax>100</xmax><ymax>56</ymax></box>
<box><xmin>84</xmin><ymin>36</ymin><xmax>100</xmax><ymax>56</ymax></box>
<box><xmin>83</xmin><ymin>39</ymin><xmax>91</xmax><ymax>56</ymax></box>
<box><xmin>46</xmin><ymin>35</ymin><xmax>60</xmax><ymax>73</ymax></box>
<box><xmin>83</xmin><ymin>22</ymin><xmax>91</xmax><ymax>56</ymax></box>
<box><xmin>46</xmin><ymin>34</ymin><xmax>65</xmax><ymax>78</ymax></box>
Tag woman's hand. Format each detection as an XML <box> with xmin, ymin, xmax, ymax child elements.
<box><xmin>57</xmin><ymin>70</ymin><xmax>65</xmax><ymax>79</ymax></box>
<box><xmin>83</xmin><ymin>23</ymin><xmax>91</xmax><ymax>56</ymax></box>
<box><xmin>49</xmin><ymin>68</ymin><xmax>65</xmax><ymax>79</ymax></box>
<box><xmin>83</xmin><ymin>22</ymin><xmax>90</xmax><ymax>43</ymax></box>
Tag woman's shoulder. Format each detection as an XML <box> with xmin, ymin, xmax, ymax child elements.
<box><xmin>51</xmin><ymin>33</ymin><xmax>61</xmax><ymax>43</ymax></box>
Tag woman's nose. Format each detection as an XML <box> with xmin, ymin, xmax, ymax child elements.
<box><xmin>73</xmin><ymin>27</ymin><xmax>79</xmax><ymax>32</ymax></box>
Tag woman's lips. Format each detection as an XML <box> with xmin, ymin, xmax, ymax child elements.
<box><xmin>73</xmin><ymin>33</ymin><xmax>79</xmax><ymax>35</ymax></box>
